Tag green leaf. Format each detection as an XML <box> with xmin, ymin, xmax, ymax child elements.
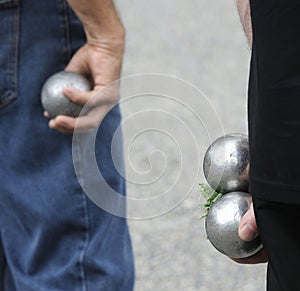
<box><xmin>199</xmin><ymin>183</ymin><xmax>223</xmax><ymax>219</ymax></box>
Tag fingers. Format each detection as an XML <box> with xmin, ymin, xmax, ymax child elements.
<box><xmin>229</xmin><ymin>202</ymin><xmax>268</xmax><ymax>265</ymax></box>
<box><xmin>63</xmin><ymin>82</ymin><xmax>119</xmax><ymax>108</ymax></box>
<box><xmin>47</xmin><ymin>106</ymin><xmax>110</xmax><ymax>133</ymax></box>
<box><xmin>44</xmin><ymin>111</ymin><xmax>50</xmax><ymax>118</ymax></box>
<box><xmin>238</xmin><ymin>202</ymin><xmax>259</xmax><ymax>242</ymax></box>
<box><xmin>63</xmin><ymin>87</ymin><xmax>96</xmax><ymax>107</ymax></box>
<box><xmin>44</xmin><ymin>81</ymin><xmax>119</xmax><ymax>133</ymax></box>
<box><xmin>230</xmin><ymin>248</ymin><xmax>268</xmax><ymax>264</ymax></box>
<box><xmin>45</xmin><ymin>85</ymin><xmax>118</xmax><ymax>133</ymax></box>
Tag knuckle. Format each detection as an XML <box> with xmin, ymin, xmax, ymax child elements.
<box><xmin>110</xmin><ymin>93</ymin><xmax>119</xmax><ymax>104</ymax></box>
<box><xmin>91</xmin><ymin>120</ymin><xmax>99</xmax><ymax>128</ymax></box>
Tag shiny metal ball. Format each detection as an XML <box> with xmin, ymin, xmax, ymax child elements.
<box><xmin>205</xmin><ymin>192</ymin><xmax>263</xmax><ymax>259</ymax></box>
<box><xmin>41</xmin><ymin>71</ymin><xmax>92</xmax><ymax>117</ymax></box>
<box><xmin>203</xmin><ymin>133</ymin><xmax>249</xmax><ymax>193</ymax></box>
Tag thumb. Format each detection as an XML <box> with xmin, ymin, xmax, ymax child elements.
<box><xmin>238</xmin><ymin>202</ymin><xmax>259</xmax><ymax>241</ymax></box>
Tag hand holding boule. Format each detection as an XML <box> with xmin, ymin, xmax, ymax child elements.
<box><xmin>202</xmin><ymin>134</ymin><xmax>266</xmax><ymax>262</ymax></box>
<box><xmin>205</xmin><ymin>192</ymin><xmax>263</xmax><ymax>259</ymax></box>
<box><xmin>45</xmin><ymin>41</ymin><xmax>123</xmax><ymax>133</ymax></box>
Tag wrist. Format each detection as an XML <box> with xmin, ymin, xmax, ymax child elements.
<box><xmin>85</xmin><ymin>29</ymin><xmax>125</xmax><ymax>57</ymax></box>
<box><xmin>79</xmin><ymin>11</ymin><xmax>126</xmax><ymax>53</ymax></box>
<box><xmin>84</xmin><ymin>22</ymin><xmax>125</xmax><ymax>48</ymax></box>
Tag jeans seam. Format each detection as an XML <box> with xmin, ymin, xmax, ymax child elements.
<box><xmin>12</xmin><ymin>3</ymin><xmax>19</xmax><ymax>100</ymax></box>
<box><xmin>0</xmin><ymin>3</ymin><xmax>19</xmax><ymax>109</ymax></box>
<box><xmin>62</xmin><ymin>0</ymin><xmax>72</xmax><ymax>64</ymax></box>
<box><xmin>79</xmin><ymin>189</ymin><xmax>90</xmax><ymax>291</ymax></box>
<box><xmin>73</xmin><ymin>138</ymin><xmax>89</xmax><ymax>291</ymax></box>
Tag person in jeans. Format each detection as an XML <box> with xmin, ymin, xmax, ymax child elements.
<box><xmin>0</xmin><ymin>0</ymin><xmax>134</xmax><ymax>290</ymax></box>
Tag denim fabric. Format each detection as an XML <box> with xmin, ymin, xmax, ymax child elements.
<box><xmin>0</xmin><ymin>0</ymin><xmax>19</xmax><ymax>108</ymax></box>
<box><xmin>0</xmin><ymin>0</ymin><xmax>134</xmax><ymax>290</ymax></box>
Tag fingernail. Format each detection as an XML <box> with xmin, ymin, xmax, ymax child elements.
<box><xmin>49</xmin><ymin>120</ymin><xmax>56</xmax><ymax>128</ymax></box>
<box><xmin>240</xmin><ymin>223</ymin><xmax>258</xmax><ymax>241</ymax></box>
<box><xmin>63</xmin><ymin>88</ymin><xmax>70</xmax><ymax>96</ymax></box>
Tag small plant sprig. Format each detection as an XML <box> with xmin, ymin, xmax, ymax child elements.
<box><xmin>199</xmin><ymin>183</ymin><xmax>223</xmax><ymax>219</ymax></box>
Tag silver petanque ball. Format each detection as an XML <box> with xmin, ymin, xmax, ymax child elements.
<box><xmin>41</xmin><ymin>71</ymin><xmax>92</xmax><ymax>117</ymax></box>
<box><xmin>205</xmin><ymin>192</ymin><xmax>263</xmax><ymax>259</ymax></box>
<box><xmin>203</xmin><ymin>133</ymin><xmax>249</xmax><ymax>193</ymax></box>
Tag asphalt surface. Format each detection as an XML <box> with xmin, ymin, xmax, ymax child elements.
<box><xmin>115</xmin><ymin>0</ymin><xmax>267</xmax><ymax>290</ymax></box>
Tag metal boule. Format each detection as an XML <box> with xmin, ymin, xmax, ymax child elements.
<box><xmin>203</xmin><ymin>133</ymin><xmax>249</xmax><ymax>193</ymax></box>
<box><xmin>41</xmin><ymin>71</ymin><xmax>92</xmax><ymax>118</ymax></box>
<box><xmin>205</xmin><ymin>192</ymin><xmax>263</xmax><ymax>259</ymax></box>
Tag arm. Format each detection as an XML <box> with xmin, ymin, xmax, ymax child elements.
<box><xmin>236</xmin><ymin>0</ymin><xmax>252</xmax><ymax>46</ymax></box>
<box><xmin>47</xmin><ymin>0</ymin><xmax>124</xmax><ymax>133</ymax></box>
<box><xmin>67</xmin><ymin>0</ymin><xmax>124</xmax><ymax>46</ymax></box>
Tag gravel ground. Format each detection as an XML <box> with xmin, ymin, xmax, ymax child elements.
<box><xmin>114</xmin><ymin>0</ymin><xmax>267</xmax><ymax>290</ymax></box>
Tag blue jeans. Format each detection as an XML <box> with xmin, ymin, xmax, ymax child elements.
<box><xmin>0</xmin><ymin>0</ymin><xmax>134</xmax><ymax>290</ymax></box>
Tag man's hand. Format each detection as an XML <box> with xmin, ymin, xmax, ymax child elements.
<box><xmin>46</xmin><ymin>0</ymin><xmax>124</xmax><ymax>133</ymax></box>
<box><xmin>230</xmin><ymin>202</ymin><xmax>268</xmax><ymax>264</ymax></box>
<box><xmin>46</xmin><ymin>39</ymin><xmax>124</xmax><ymax>133</ymax></box>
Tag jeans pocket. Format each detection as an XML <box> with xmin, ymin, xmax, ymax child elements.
<box><xmin>0</xmin><ymin>0</ymin><xmax>19</xmax><ymax>109</ymax></box>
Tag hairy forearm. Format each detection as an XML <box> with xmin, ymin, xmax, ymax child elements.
<box><xmin>67</xmin><ymin>0</ymin><xmax>124</xmax><ymax>45</ymax></box>
<box><xmin>236</xmin><ymin>0</ymin><xmax>252</xmax><ymax>46</ymax></box>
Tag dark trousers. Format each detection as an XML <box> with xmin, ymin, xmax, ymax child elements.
<box><xmin>249</xmin><ymin>0</ymin><xmax>300</xmax><ymax>290</ymax></box>
<box><xmin>253</xmin><ymin>197</ymin><xmax>300</xmax><ymax>290</ymax></box>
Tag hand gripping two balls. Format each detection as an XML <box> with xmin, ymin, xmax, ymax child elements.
<box><xmin>203</xmin><ymin>133</ymin><xmax>263</xmax><ymax>259</ymax></box>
